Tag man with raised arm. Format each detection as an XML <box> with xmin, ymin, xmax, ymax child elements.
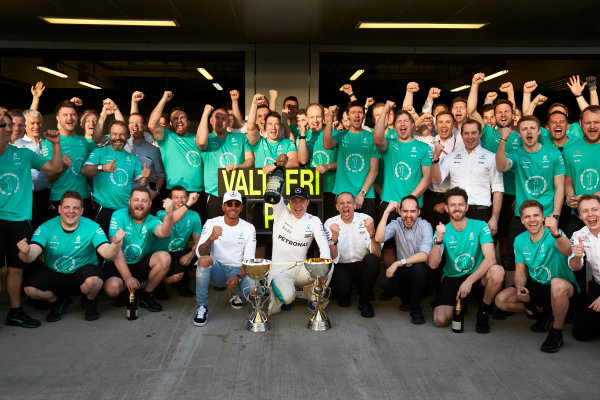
<box><xmin>1</xmin><ymin>110</ymin><xmax>63</xmax><ymax>328</ymax></box>
<box><xmin>148</xmin><ymin>91</ymin><xmax>205</xmax><ymax>221</ymax></box>
<box><xmin>42</xmin><ymin>100</ymin><xmax>99</xmax><ymax>219</ymax></box>
<box><xmin>102</xmin><ymin>187</ymin><xmax>173</xmax><ymax>313</ymax></box>
<box><xmin>82</xmin><ymin>120</ymin><xmax>150</xmax><ymax>234</ymax></box>
<box><xmin>323</xmin><ymin>102</ymin><xmax>380</xmax><ymax>220</ymax></box>
<box><xmin>19</xmin><ymin>191</ymin><xmax>126</xmax><ymax>322</ymax></box>
<box><xmin>197</xmin><ymin>104</ymin><xmax>254</xmax><ymax>219</ymax></box>
<box><xmin>429</xmin><ymin>187</ymin><xmax>505</xmax><ymax>333</ymax></box>
<box><xmin>495</xmin><ymin>200</ymin><xmax>577</xmax><ymax>352</ymax></box>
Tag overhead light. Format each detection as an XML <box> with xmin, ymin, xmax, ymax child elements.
<box><xmin>358</xmin><ymin>22</ymin><xmax>487</xmax><ymax>29</ymax></box>
<box><xmin>41</xmin><ymin>17</ymin><xmax>178</xmax><ymax>27</ymax></box>
<box><xmin>78</xmin><ymin>81</ymin><xmax>102</xmax><ymax>90</ymax></box>
<box><xmin>339</xmin><ymin>86</ymin><xmax>345</xmax><ymax>91</ymax></box>
<box><xmin>36</xmin><ymin>65</ymin><xmax>68</xmax><ymax>78</ymax></box>
<box><xmin>197</xmin><ymin>68</ymin><xmax>213</xmax><ymax>80</ymax></box>
<box><xmin>483</xmin><ymin>69</ymin><xmax>509</xmax><ymax>81</ymax></box>
<box><xmin>213</xmin><ymin>83</ymin><xmax>223</xmax><ymax>91</ymax></box>
<box><xmin>450</xmin><ymin>85</ymin><xmax>471</xmax><ymax>93</ymax></box>
<box><xmin>349</xmin><ymin>69</ymin><xmax>365</xmax><ymax>81</ymax></box>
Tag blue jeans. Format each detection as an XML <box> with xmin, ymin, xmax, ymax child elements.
<box><xmin>195</xmin><ymin>260</ymin><xmax>255</xmax><ymax>306</ymax></box>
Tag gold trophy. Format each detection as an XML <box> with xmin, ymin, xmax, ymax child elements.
<box><xmin>304</xmin><ymin>258</ymin><xmax>333</xmax><ymax>331</ymax></box>
<box><xmin>242</xmin><ymin>258</ymin><xmax>271</xmax><ymax>332</ymax></box>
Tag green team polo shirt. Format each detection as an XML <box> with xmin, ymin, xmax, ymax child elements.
<box><xmin>507</xmin><ymin>145</ymin><xmax>565</xmax><ymax>216</ymax></box>
<box><xmin>31</xmin><ymin>216</ymin><xmax>108</xmax><ymax>273</ymax></box>
<box><xmin>42</xmin><ymin>134</ymin><xmax>96</xmax><ymax>201</ymax></box>
<box><xmin>375</xmin><ymin>128</ymin><xmax>398</xmax><ymax>188</ymax></box>
<box><xmin>332</xmin><ymin>129</ymin><xmax>381</xmax><ymax>198</ymax></box>
<box><xmin>85</xmin><ymin>146</ymin><xmax>142</xmax><ymax>209</ymax></box>
<box><xmin>514</xmin><ymin>228</ymin><xmax>579</xmax><ymax>291</ymax></box>
<box><xmin>200</xmin><ymin>132</ymin><xmax>250</xmax><ymax>196</ymax></box>
<box><xmin>380</xmin><ymin>138</ymin><xmax>432</xmax><ymax>205</ymax></box>
<box><xmin>156</xmin><ymin>129</ymin><xmax>204</xmax><ymax>192</ymax></box>
<box><xmin>109</xmin><ymin>208</ymin><xmax>162</xmax><ymax>264</ymax></box>
<box><xmin>539</xmin><ymin>132</ymin><xmax>580</xmax><ymax>151</ymax></box>
<box><xmin>251</xmin><ymin>137</ymin><xmax>297</xmax><ymax>167</ymax></box>
<box><xmin>434</xmin><ymin>218</ymin><xmax>493</xmax><ymax>278</ymax></box>
<box><xmin>304</xmin><ymin>129</ymin><xmax>338</xmax><ymax>193</ymax></box>
<box><xmin>155</xmin><ymin>209</ymin><xmax>201</xmax><ymax>252</ymax></box>
<box><xmin>481</xmin><ymin>124</ymin><xmax>521</xmax><ymax>195</ymax></box>
<box><xmin>564</xmin><ymin>140</ymin><xmax>600</xmax><ymax>195</ymax></box>
<box><xmin>0</xmin><ymin>146</ymin><xmax>46</xmax><ymax>221</ymax></box>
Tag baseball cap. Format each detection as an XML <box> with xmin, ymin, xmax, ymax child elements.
<box><xmin>223</xmin><ymin>191</ymin><xmax>242</xmax><ymax>204</ymax></box>
<box><xmin>290</xmin><ymin>186</ymin><xmax>309</xmax><ymax>200</ymax></box>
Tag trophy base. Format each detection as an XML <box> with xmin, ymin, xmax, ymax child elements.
<box><xmin>307</xmin><ymin>309</ymin><xmax>331</xmax><ymax>331</ymax></box>
<box><xmin>247</xmin><ymin>310</ymin><xmax>270</xmax><ymax>332</ymax></box>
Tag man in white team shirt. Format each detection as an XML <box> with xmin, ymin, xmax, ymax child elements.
<box><xmin>193</xmin><ymin>191</ymin><xmax>256</xmax><ymax>326</ymax></box>
<box><xmin>268</xmin><ymin>181</ymin><xmax>334</xmax><ymax>315</ymax></box>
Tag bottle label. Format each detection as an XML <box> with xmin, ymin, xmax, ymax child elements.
<box><xmin>266</xmin><ymin>176</ymin><xmax>283</xmax><ymax>191</ymax></box>
<box><xmin>452</xmin><ymin>321</ymin><xmax>462</xmax><ymax>331</ymax></box>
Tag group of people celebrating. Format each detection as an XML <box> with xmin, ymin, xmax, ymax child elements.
<box><xmin>1</xmin><ymin>71</ymin><xmax>599</xmax><ymax>354</ymax></box>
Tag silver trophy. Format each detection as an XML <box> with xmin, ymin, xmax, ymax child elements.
<box><xmin>242</xmin><ymin>258</ymin><xmax>271</xmax><ymax>332</ymax></box>
<box><xmin>304</xmin><ymin>258</ymin><xmax>333</xmax><ymax>331</ymax></box>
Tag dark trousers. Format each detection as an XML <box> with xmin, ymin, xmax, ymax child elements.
<box><xmin>505</xmin><ymin>215</ymin><xmax>526</xmax><ymax>271</ymax></box>
<box><xmin>421</xmin><ymin>189</ymin><xmax>448</xmax><ymax>228</ymax></box>
<box><xmin>205</xmin><ymin>194</ymin><xmax>223</xmax><ymax>220</ymax></box>
<box><xmin>330</xmin><ymin>253</ymin><xmax>380</xmax><ymax>305</ymax></box>
<box><xmin>379</xmin><ymin>262</ymin><xmax>431</xmax><ymax>309</ymax></box>
<box><xmin>573</xmin><ymin>280</ymin><xmax>600</xmax><ymax>341</ymax></box>
<box><xmin>355</xmin><ymin>198</ymin><xmax>378</xmax><ymax>222</ymax></box>
<box><xmin>93</xmin><ymin>205</ymin><xmax>116</xmax><ymax>236</ymax></box>
<box><xmin>32</xmin><ymin>189</ymin><xmax>51</xmax><ymax>228</ymax></box>
<box><xmin>466</xmin><ymin>206</ymin><xmax>491</xmax><ymax>223</ymax></box>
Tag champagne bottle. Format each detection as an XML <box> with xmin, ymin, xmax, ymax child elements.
<box><xmin>264</xmin><ymin>165</ymin><xmax>285</xmax><ymax>204</ymax></box>
<box><xmin>127</xmin><ymin>290</ymin><xmax>138</xmax><ymax>320</ymax></box>
<box><xmin>452</xmin><ymin>298</ymin><xmax>463</xmax><ymax>333</ymax></box>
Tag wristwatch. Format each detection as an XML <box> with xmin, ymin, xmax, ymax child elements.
<box><xmin>434</xmin><ymin>239</ymin><xmax>443</xmax><ymax>245</ymax></box>
<box><xmin>97</xmin><ymin>164</ymin><xmax>103</xmax><ymax>171</ymax></box>
<box><xmin>329</xmin><ymin>239</ymin><xmax>338</xmax><ymax>246</ymax></box>
<box><xmin>235</xmin><ymin>274</ymin><xmax>242</xmax><ymax>280</ymax></box>
<box><xmin>400</xmin><ymin>258</ymin><xmax>407</xmax><ymax>266</ymax></box>
<box><xmin>552</xmin><ymin>214</ymin><xmax>560</xmax><ymax>221</ymax></box>
<box><xmin>552</xmin><ymin>230</ymin><xmax>563</xmax><ymax>239</ymax></box>
<box><xmin>359</xmin><ymin>189</ymin><xmax>367</xmax><ymax>196</ymax></box>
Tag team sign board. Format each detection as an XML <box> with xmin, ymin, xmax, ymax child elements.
<box><xmin>217</xmin><ymin>168</ymin><xmax>324</xmax><ymax>232</ymax></box>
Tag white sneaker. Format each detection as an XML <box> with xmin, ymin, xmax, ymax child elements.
<box><xmin>229</xmin><ymin>294</ymin><xmax>244</xmax><ymax>310</ymax></box>
<box><xmin>193</xmin><ymin>305</ymin><xmax>207</xmax><ymax>326</ymax></box>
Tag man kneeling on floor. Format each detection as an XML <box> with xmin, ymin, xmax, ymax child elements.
<box><xmin>18</xmin><ymin>191</ymin><xmax>125</xmax><ymax>322</ymax></box>
<box><xmin>429</xmin><ymin>187</ymin><xmax>505</xmax><ymax>333</ymax></box>
<box><xmin>495</xmin><ymin>199</ymin><xmax>578</xmax><ymax>353</ymax></box>
<box><xmin>193</xmin><ymin>191</ymin><xmax>256</xmax><ymax>326</ymax></box>
<box><xmin>103</xmin><ymin>187</ymin><xmax>174</xmax><ymax>313</ymax></box>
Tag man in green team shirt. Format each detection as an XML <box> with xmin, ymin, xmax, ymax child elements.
<box><xmin>42</xmin><ymin>100</ymin><xmax>99</xmax><ymax>219</ymax></box>
<box><xmin>155</xmin><ymin>187</ymin><xmax>202</xmax><ymax>298</ymax></box>
<box><xmin>429</xmin><ymin>187</ymin><xmax>505</xmax><ymax>333</ymax></box>
<box><xmin>82</xmin><ymin>120</ymin><xmax>150</xmax><ymax>234</ymax></box>
<box><xmin>197</xmin><ymin>104</ymin><xmax>254</xmax><ymax>219</ymax></box>
<box><xmin>0</xmin><ymin>110</ymin><xmax>63</xmax><ymax>328</ymax></box>
<box><xmin>148</xmin><ymin>91</ymin><xmax>206</xmax><ymax>222</ymax></box>
<box><xmin>18</xmin><ymin>191</ymin><xmax>126</xmax><ymax>322</ymax></box>
<box><xmin>323</xmin><ymin>101</ymin><xmax>380</xmax><ymax>220</ymax></box>
<box><xmin>496</xmin><ymin>115</ymin><xmax>565</xmax><ymax>279</ymax></box>
<box><xmin>297</xmin><ymin>103</ymin><xmax>338</xmax><ymax>220</ymax></box>
<box><xmin>103</xmin><ymin>187</ymin><xmax>174</xmax><ymax>312</ymax></box>
<box><xmin>495</xmin><ymin>200</ymin><xmax>577</xmax><ymax>353</ymax></box>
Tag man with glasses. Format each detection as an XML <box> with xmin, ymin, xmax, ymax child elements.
<box><xmin>193</xmin><ymin>191</ymin><xmax>256</xmax><ymax>326</ymax></box>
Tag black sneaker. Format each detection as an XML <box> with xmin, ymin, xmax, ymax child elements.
<box><xmin>475</xmin><ymin>310</ymin><xmax>490</xmax><ymax>334</ymax></box>
<box><xmin>138</xmin><ymin>291</ymin><xmax>163</xmax><ymax>312</ymax></box>
<box><xmin>5</xmin><ymin>307</ymin><xmax>41</xmax><ymax>328</ymax></box>
<box><xmin>193</xmin><ymin>305</ymin><xmax>207</xmax><ymax>326</ymax></box>
<box><xmin>154</xmin><ymin>283</ymin><xmax>170</xmax><ymax>301</ymax></box>
<box><xmin>379</xmin><ymin>291</ymin><xmax>394</xmax><ymax>301</ymax></box>
<box><xmin>531</xmin><ymin>312</ymin><xmax>553</xmax><ymax>333</ymax></box>
<box><xmin>492</xmin><ymin>309</ymin><xmax>514</xmax><ymax>320</ymax></box>
<box><xmin>410</xmin><ymin>308</ymin><xmax>425</xmax><ymax>325</ymax></box>
<box><xmin>46</xmin><ymin>297</ymin><xmax>71</xmax><ymax>322</ymax></box>
<box><xmin>358</xmin><ymin>302</ymin><xmax>375</xmax><ymax>318</ymax></box>
<box><xmin>82</xmin><ymin>298</ymin><xmax>100</xmax><ymax>321</ymax></box>
<box><xmin>540</xmin><ymin>328</ymin><xmax>563</xmax><ymax>353</ymax></box>
<box><xmin>399</xmin><ymin>302</ymin><xmax>410</xmax><ymax>312</ymax></box>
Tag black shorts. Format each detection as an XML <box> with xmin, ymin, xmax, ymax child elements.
<box><xmin>25</xmin><ymin>264</ymin><xmax>103</xmax><ymax>297</ymax></box>
<box><xmin>0</xmin><ymin>219</ymin><xmax>34</xmax><ymax>269</ymax></box>
<box><xmin>92</xmin><ymin>204</ymin><xmax>116</xmax><ymax>235</ymax></box>
<box><xmin>432</xmin><ymin>274</ymin><xmax>484</xmax><ymax>307</ymax></box>
<box><xmin>166</xmin><ymin>249</ymin><xmax>197</xmax><ymax>276</ymax></box>
<box><xmin>102</xmin><ymin>254</ymin><xmax>153</xmax><ymax>282</ymax></box>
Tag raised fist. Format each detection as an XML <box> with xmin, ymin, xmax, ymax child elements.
<box><xmin>499</xmin><ymin>82</ymin><xmax>514</xmax><ymax>93</ymax></box>
<box><xmin>406</xmin><ymin>82</ymin><xmax>419</xmax><ymax>93</ymax></box>
<box><xmin>472</xmin><ymin>73</ymin><xmax>485</xmax><ymax>85</ymax></box>
<box><xmin>162</xmin><ymin>91</ymin><xmax>174</xmax><ymax>102</ymax></box>
<box><xmin>523</xmin><ymin>81</ymin><xmax>538</xmax><ymax>93</ymax></box>
<box><xmin>132</xmin><ymin>91</ymin><xmax>144</xmax><ymax>102</ymax></box>
<box><xmin>230</xmin><ymin>90</ymin><xmax>240</xmax><ymax>100</ymax></box>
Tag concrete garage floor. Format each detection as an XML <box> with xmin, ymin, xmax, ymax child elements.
<box><xmin>0</xmin><ymin>287</ymin><xmax>599</xmax><ymax>400</ymax></box>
